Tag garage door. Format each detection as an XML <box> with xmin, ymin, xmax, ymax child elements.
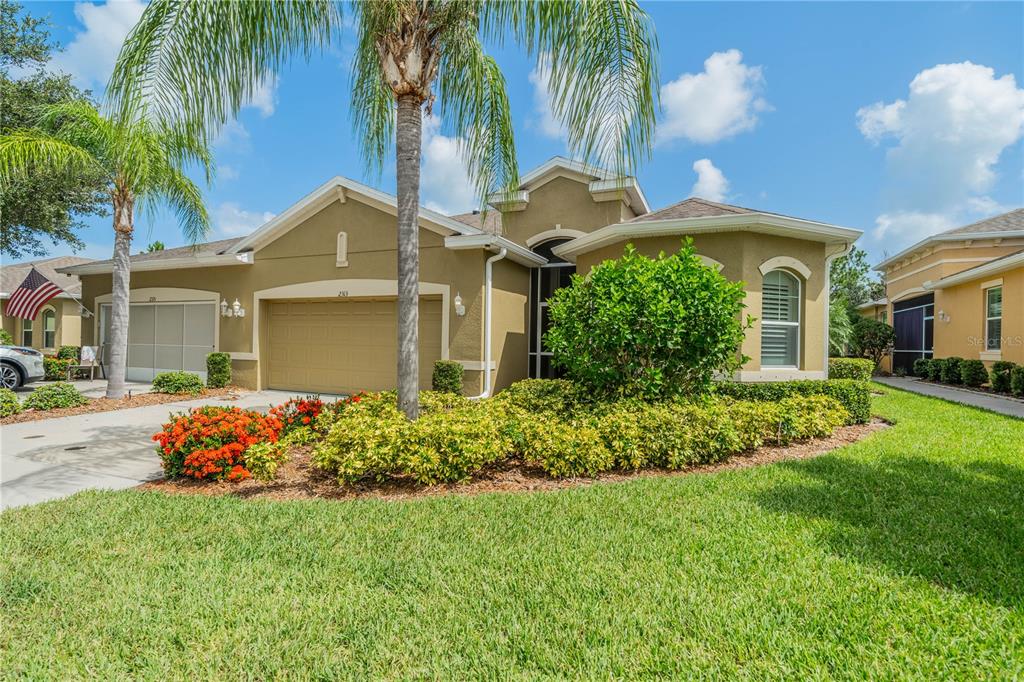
<box><xmin>100</xmin><ymin>302</ymin><xmax>217</xmax><ymax>381</ymax></box>
<box><xmin>267</xmin><ymin>297</ymin><xmax>443</xmax><ymax>394</ymax></box>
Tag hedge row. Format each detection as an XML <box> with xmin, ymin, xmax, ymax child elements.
<box><xmin>914</xmin><ymin>357</ymin><xmax>1024</xmax><ymax>396</ymax></box>
<box><xmin>713</xmin><ymin>379</ymin><xmax>871</xmax><ymax>425</ymax></box>
<box><xmin>311</xmin><ymin>386</ymin><xmax>851</xmax><ymax>485</ymax></box>
<box><xmin>828</xmin><ymin>357</ymin><xmax>874</xmax><ymax>381</ymax></box>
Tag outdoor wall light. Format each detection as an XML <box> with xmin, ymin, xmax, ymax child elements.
<box><xmin>454</xmin><ymin>293</ymin><xmax>466</xmax><ymax>317</ymax></box>
<box><xmin>221</xmin><ymin>299</ymin><xmax>246</xmax><ymax>318</ymax></box>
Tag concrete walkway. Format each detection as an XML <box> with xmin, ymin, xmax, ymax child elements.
<box><xmin>0</xmin><ymin>389</ymin><xmax>320</xmax><ymax>510</ymax></box>
<box><xmin>875</xmin><ymin>376</ymin><xmax>1024</xmax><ymax>419</ymax></box>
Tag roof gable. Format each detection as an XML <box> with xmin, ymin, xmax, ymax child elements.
<box><xmin>1</xmin><ymin>256</ymin><xmax>92</xmax><ymax>297</ymax></box>
<box><xmin>874</xmin><ymin>208</ymin><xmax>1024</xmax><ymax>271</ymax></box>
<box><xmin>227</xmin><ymin>176</ymin><xmax>482</xmax><ymax>255</ymax></box>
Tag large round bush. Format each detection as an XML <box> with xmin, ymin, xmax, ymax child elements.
<box><xmin>545</xmin><ymin>242</ymin><xmax>749</xmax><ymax>400</ymax></box>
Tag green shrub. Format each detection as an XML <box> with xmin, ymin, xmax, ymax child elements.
<box><xmin>400</xmin><ymin>404</ymin><xmax>512</xmax><ymax>484</ymax></box>
<box><xmin>989</xmin><ymin>361</ymin><xmax>1016</xmax><ymax>393</ymax></box>
<box><xmin>714</xmin><ymin>379</ymin><xmax>871</xmax><ymax>425</ymax></box>
<box><xmin>519</xmin><ymin>415</ymin><xmax>614</xmax><ymax>478</ymax></box>
<box><xmin>43</xmin><ymin>356</ymin><xmax>74</xmax><ymax>381</ymax></box>
<box><xmin>152</xmin><ymin>371</ymin><xmax>204</xmax><ymax>395</ymax></box>
<box><xmin>939</xmin><ymin>357</ymin><xmax>963</xmax><ymax>384</ymax></box>
<box><xmin>419</xmin><ymin>390</ymin><xmax>470</xmax><ymax>413</ymax></box>
<box><xmin>851</xmin><ymin>317</ymin><xmax>895</xmax><ymax>369</ymax></box>
<box><xmin>0</xmin><ymin>388</ymin><xmax>21</xmax><ymax>417</ymax></box>
<box><xmin>56</xmin><ymin>345</ymin><xmax>80</xmax><ymax>361</ymax></box>
<box><xmin>243</xmin><ymin>441</ymin><xmax>290</xmax><ymax>482</ymax></box>
<box><xmin>959</xmin><ymin>359</ymin><xmax>988</xmax><ymax>388</ymax></box>
<box><xmin>828</xmin><ymin>357</ymin><xmax>873</xmax><ymax>381</ymax></box>
<box><xmin>205</xmin><ymin>352</ymin><xmax>231</xmax><ymax>388</ymax></box>
<box><xmin>431</xmin><ymin>360</ymin><xmax>463</xmax><ymax>394</ymax></box>
<box><xmin>494</xmin><ymin>379</ymin><xmax>585</xmax><ymax>416</ymax></box>
<box><xmin>545</xmin><ymin>240</ymin><xmax>750</xmax><ymax>400</ymax></box>
<box><xmin>0</xmin><ymin>329</ymin><xmax>13</xmax><ymax>345</ymax></box>
<box><xmin>1010</xmin><ymin>366</ymin><xmax>1024</xmax><ymax>397</ymax></box>
<box><xmin>926</xmin><ymin>358</ymin><xmax>943</xmax><ymax>381</ymax></box>
<box><xmin>777</xmin><ymin>395</ymin><xmax>848</xmax><ymax>441</ymax></box>
<box><xmin>312</xmin><ymin>397</ymin><xmax>409</xmax><ymax>483</ymax></box>
<box><xmin>23</xmin><ymin>382</ymin><xmax>88</xmax><ymax>410</ymax></box>
<box><xmin>912</xmin><ymin>357</ymin><xmax>932</xmax><ymax>378</ymax></box>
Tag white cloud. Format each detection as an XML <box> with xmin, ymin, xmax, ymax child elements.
<box><xmin>659</xmin><ymin>50</ymin><xmax>770</xmax><ymax>145</ymax></box>
<box><xmin>528</xmin><ymin>56</ymin><xmax>566</xmax><ymax>140</ymax></box>
<box><xmin>858</xmin><ymin>61</ymin><xmax>1024</xmax><ymax>248</ymax></box>
<box><xmin>420</xmin><ymin>115</ymin><xmax>475</xmax><ymax>215</ymax></box>
<box><xmin>215</xmin><ymin>202</ymin><xmax>275</xmax><ymax>236</ymax></box>
<box><xmin>213</xmin><ymin>120</ymin><xmax>251</xmax><ymax>152</ymax></box>
<box><xmin>247</xmin><ymin>76</ymin><xmax>279</xmax><ymax>118</ymax></box>
<box><xmin>51</xmin><ymin>0</ymin><xmax>146</xmax><ymax>91</ymax></box>
<box><xmin>218</xmin><ymin>165</ymin><xmax>240</xmax><ymax>181</ymax></box>
<box><xmin>691</xmin><ymin>159</ymin><xmax>728</xmax><ymax>202</ymax></box>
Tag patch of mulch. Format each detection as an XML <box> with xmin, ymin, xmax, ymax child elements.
<box><xmin>139</xmin><ymin>418</ymin><xmax>890</xmax><ymax>503</ymax></box>
<box><xmin>0</xmin><ymin>387</ymin><xmax>247</xmax><ymax>424</ymax></box>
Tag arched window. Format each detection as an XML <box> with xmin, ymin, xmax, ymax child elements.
<box><xmin>761</xmin><ymin>270</ymin><xmax>800</xmax><ymax>367</ymax></box>
<box><xmin>42</xmin><ymin>307</ymin><xmax>57</xmax><ymax>348</ymax></box>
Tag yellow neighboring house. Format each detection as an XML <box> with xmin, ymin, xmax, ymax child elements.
<box><xmin>1</xmin><ymin>256</ymin><xmax>93</xmax><ymax>353</ymax></box>
<box><xmin>868</xmin><ymin>209</ymin><xmax>1024</xmax><ymax>373</ymax></box>
<box><xmin>58</xmin><ymin>157</ymin><xmax>862</xmax><ymax>393</ymax></box>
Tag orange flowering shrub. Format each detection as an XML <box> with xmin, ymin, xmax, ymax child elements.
<box><xmin>269</xmin><ymin>395</ymin><xmax>324</xmax><ymax>435</ymax></box>
<box><xmin>153</xmin><ymin>406</ymin><xmax>282</xmax><ymax>480</ymax></box>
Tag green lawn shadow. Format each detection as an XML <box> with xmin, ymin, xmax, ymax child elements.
<box><xmin>755</xmin><ymin>455</ymin><xmax>1024</xmax><ymax>608</ymax></box>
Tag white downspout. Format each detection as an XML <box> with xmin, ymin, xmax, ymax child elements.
<box><xmin>470</xmin><ymin>247</ymin><xmax>507</xmax><ymax>399</ymax></box>
<box><xmin>824</xmin><ymin>241</ymin><xmax>854</xmax><ymax>379</ymax></box>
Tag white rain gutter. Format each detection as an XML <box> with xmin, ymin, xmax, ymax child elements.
<box><xmin>470</xmin><ymin>247</ymin><xmax>508</xmax><ymax>399</ymax></box>
<box><xmin>823</xmin><ymin>240</ymin><xmax>855</xmax><ymax>378</ymax></box>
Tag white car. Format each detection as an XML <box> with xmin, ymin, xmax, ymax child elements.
<box><xmin>0</xmin><ymin>346</ymin><xmax>45</xmax><ymax>389</ymax></box>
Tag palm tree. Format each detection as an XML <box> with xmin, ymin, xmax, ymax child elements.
<box><xmin>110</xmin><ymin>0</ymin><xmax>658</xmax><ymax>419</ymax></box>
<box><xmin>0</xmin><ymin>100</ymin><xmax>211</xmax><ymax>398</ymax></box>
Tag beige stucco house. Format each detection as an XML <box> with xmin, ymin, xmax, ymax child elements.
<box><xmin>60</xmin><ymin>158</ymin><xmax>861</xmax><ymax>394</ymax></box>
<box><xmin>1</xmin><ymin>256</ymin><xmax>92</xmax><ymax>353</ymax></box>
<box><xmin>870</xmin><ymin>209</ymin><xmax>1024</xmax><ymax>373</ymax></box>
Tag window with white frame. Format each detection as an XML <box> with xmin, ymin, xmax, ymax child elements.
<box><xmin>761</xmin><ymin>269</ymin><xmax>800</xmax><ymax>367</ymax></box>
<box><xmin>42</xmin><ymin>308</ymin><xmax>56</xmax><ymax>348</ymax></box>
<box><xmin>21</xmin><ymin>318</ymin><xmax>33</xmax><ymax>347</ymax></box>
<box><xmin>986</xmin><ymin>286</ymin><xmax>1002</xmax><ymax>350</ymax></box>
<box><xmin>336</xmin><ymin>231</ymin><xmax>348</xmax><ymax>267</ymax></box>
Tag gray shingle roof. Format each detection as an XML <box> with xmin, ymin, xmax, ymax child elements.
<box><xmin>71</xmin><ymin>238</ymin><xmax>245</xmax><ymax>270</ymax></box>
<box><xmin>448</xmin><ymin>210</ymin><xmax>502</xmax><ymax>234</ymax></box>
<box><xmin>941</xmin><ymin>208</ymin><xmax>1024</xmax><ymax>236</ymax></box>
<box><xmin>627</xmin><ymin>197</ymin><xmax>753</xmax><ymax>223</ymax></box>
<box><xmin>0</xmin><ymin>255</ymin><xmax>93</xmax><ymax>298</ymax></box>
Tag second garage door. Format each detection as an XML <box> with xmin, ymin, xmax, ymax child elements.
<box><xmin>267</xmin><ymin>298</ymin><xmax>443</xmax><ymax>394</ymax></box>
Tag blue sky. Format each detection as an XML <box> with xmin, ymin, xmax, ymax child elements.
<box><xmin>18</xmin><ymin>1</ymin><xmax>1024</xmax><ymax>266</ymax></box>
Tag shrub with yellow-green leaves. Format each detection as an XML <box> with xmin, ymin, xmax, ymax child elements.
<box><xmin>311</xmin><ymin>396</ymin><xmax>409</xmax><ymax>483</ymax></box>
<box><xmin>518</xmin><ymin>415</ymin><xmax>613</xmax><ymax>478</ymax></box>
<box><xmin>399</xmin><ymin>404</ymin><xmax>512</xmax><ymax>484</ymax></box>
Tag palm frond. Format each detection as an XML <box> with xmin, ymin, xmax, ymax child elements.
<box><xmin>349</xmin><ymin>2</ymin><xmax>395</xmax><ymax>177</ymax></box>
<box><xmin>435</xmin><ymin>29</ymin><xmax>518</xmax><ymax>201</ymax></box>
<box><xmin>108</xmin><ymin>0</ymin><xmax>340</xmax><ymax>142</ymax></box>
<box><xmin>144</xmin><ymin>163</ymin><xmax>211</xmax><ymax>245</ymax></box>
<box><xmin>481</xmin><ymin>0</ymin><xmax>658</xmax><ymax>177</ymax></box>
<box><xmin>0</xmin><ymin>130</ymin><xmax>106</xmax><ymax>186</ymax></box>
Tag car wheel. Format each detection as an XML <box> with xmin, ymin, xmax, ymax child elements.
<box><xmin>0</xmin><ymin>363</ymin><xmax>21</xmax><ymax>389</ymax></box>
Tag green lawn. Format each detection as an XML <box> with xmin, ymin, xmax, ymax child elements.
<box><xmin>2</xmin><ymin>386</ymin><xmax>1022</xmax><ymax>678</ymax></box>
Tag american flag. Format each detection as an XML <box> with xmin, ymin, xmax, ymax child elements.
<box><xmin>6</xmin><ymin>268</ymin><xmax>64</xmax><ymax>320</ymax></box>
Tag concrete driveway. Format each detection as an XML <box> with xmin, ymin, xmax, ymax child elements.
<box><xmin>0</xmin><ymin>389</ymin><xmax>320</xmax><ymax>510</ymax></box>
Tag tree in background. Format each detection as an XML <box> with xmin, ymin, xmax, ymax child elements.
<box><xmin>143</xmin><ymin>240</ymin><xmax>165</xmax><ymax>253</ymax></box>
<box><xmin>109</xmin><ymin>0</ymin><xmax>659</xmax><ymax>419</ymax></box>
<box><xmin>0</xmin><ymin>101</ymin><xmax>211</xmax><ymax>398</ymax></box>
<box><xmin>831</xmin><ymin>245</ymin><xmax>884</xmax><ymax>308</ymax></box>
<box><xmin>851</xmin><ymin>317</ymin><xmax>895</xmax><ymax>370</ymax></box>
<box><xmin>0</xmin><ymin>0</ymin><xmax>107</xmax><ymax>259</ymax></box>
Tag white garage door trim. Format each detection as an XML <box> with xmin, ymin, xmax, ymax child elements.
<box><xmin>95</xmin><ymin>288</ymin><xmax>219</xmax><ymax>381</ymax></box>
<box><xmin>250</xmin><ymin>279</ymin><xmax>450</xmax><ymax>363</ymax></box>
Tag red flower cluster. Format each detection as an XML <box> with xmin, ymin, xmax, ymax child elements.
<box><xmin>152</xmin><ymin>406</ymin><xmax>282</xmax><ymax>480</ymax></box>
<box><xmin>269</xmin><ymin>395</ymin><xmax>324</xmax><ymax>435</ymax></box>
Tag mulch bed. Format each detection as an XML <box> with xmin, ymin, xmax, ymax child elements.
<box><xmin>1</xmin><ymin>387</ymin><xmax>247</xmax><ymax>425</ymax></box>
<box><xmin>139</xmin><ymin>418</ymin><xmax>890</xmax><ymax>503</ymax></box>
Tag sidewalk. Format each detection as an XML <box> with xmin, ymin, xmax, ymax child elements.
<box><xmin>875</xmin><ymin>376</ymin><xmax>1024</xmax><ymax>419</ymax></box>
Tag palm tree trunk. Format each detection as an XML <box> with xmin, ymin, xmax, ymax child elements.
<box><xmin>105</xmin><ymin>192</ymin><xmax>134</xmax><ymax>399</ymax></box>
<box><xmin>395</xmin><ymin>95</ymin><xmax>422</xmax><ymax>420</ymax></box>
